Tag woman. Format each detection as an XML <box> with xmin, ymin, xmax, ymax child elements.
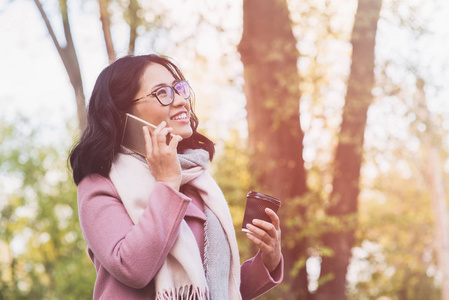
<box><xmin>69</xmin><ymin>54</ymin><xmax>283</xmax><ymax>299</ymax></box>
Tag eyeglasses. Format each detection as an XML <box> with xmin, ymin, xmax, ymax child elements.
<box><xmin>131</xmin><ymin>80</ymin><xmax>191</xmax><ymax>106</ymax></box>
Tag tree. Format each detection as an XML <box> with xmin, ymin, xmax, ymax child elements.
<box><xmin>0</xmin><ymin>117</ymin><xmax>96</xmax><ymax>299</ymax></box>
<box><xmin>315</xmin><ymin>0</ymin><xmax>382</xmax><ymax>298</ymax></box>
<box><xmin>33</xmin><ymin>0</ymin><xmax>87</xmax><ymax>132</ymax></box>
<box><xmin>98</xmin><ymin>0</ymin><xmax>116</xmax><ymax>63</ymax></box>
<box><xmin>344</xmin><ymin>78</ymin><xmax>443</xmax><ymax>299</ymax></box>
<box><xmin>416</xmin><ymin>78</ymin><xmax>449</xmax><ymax>300</ymax></box>
<box><xmin>33</xmin><ymin>0</ymin><xmax>145</xmax><ymax>131</ymax></box>
<box><xmin>125</xmin><ymin>0</ymin><xmax>140</xmax><ymax>55</ymax></box>
<box><xmin>238</xmin><ymin>0</ymin><xmax>309</xmax><ymax>298</ymax></box>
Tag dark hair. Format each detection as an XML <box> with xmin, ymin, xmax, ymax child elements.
<box><xmin>69</xmin><ymin>54</ymin><xmax>215</xmax><ymax>185</ymax></box>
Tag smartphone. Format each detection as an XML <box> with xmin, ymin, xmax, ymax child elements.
<box><xmin>121</xmin><ymin>113</ymin><xmax>171</xmax><ymax>156</ymax></box>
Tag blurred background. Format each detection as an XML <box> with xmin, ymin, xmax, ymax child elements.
<box><xmin>1</xmin><ymin>0</ymin><xmax>449</xmax><ymax>299</ymax></box>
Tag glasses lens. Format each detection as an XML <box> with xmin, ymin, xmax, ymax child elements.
<box><xmin>175</xmin><ymin>81</ymin><xmax>190</xmax><ymax>99</ymax></box>
<box><xmin>156</xmin><ymin>87</ymin><xmax>174</xmax><ymax>105</ymax></box>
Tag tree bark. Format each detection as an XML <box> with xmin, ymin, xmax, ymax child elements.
<box><xmin>33</xmin><ymin>0</ymin><xmax>87</xmax><ymax>132</ymax></box>
<box><xmin>238</xmin><ymin>0</ymin><xmax>308</xmax><ymax>298</ymax></box>
<box><xmin>316</xmin><ymin>0</ymin><xmax>382</xmax><ymax>299</ymax></box>
<box><xmin>98</xmin><ymin>0</ymin><xmax>116</xmax><ymax>63</ymax></box>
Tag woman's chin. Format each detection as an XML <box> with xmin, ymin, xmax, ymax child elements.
<box><xmin>176</xmin><ymin>128</ymin><xmax>193</xmax><ymax>139</ymax></box>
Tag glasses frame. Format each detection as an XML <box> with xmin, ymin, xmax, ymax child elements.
<box><xmin>131</xmin><ymin>80</ymin><xmax>190</xmax><ymax>106</ymax></box>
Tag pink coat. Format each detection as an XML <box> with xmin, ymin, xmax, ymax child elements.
<box><xmin>78</xmin><ymin>174</ymin><xmax>283</xmax><ymax>299</ymax></box>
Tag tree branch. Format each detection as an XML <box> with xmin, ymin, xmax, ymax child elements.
<box><xmin>98</xmin><ymin>0</ymin><xmax>116</xmax><ymax>63</ymax></box>
<box><xmin>33</xmin><ymin>0</ymin><xmax>63</xmax><ymax>56</ymax></box>
<box><xmin>33</xmin><ymin>0</ymin><xmax>87</xmax><ymax>132</ymax></box>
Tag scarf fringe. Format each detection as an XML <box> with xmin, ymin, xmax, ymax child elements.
<box><xmin>203</xmin><ymin>216</ymin><xmax>210</xmax><ymax>277</ymax></box>
<box><xmin>155</xmin><ymin>285</ymin><xmax>209</xmax><ymax>300</ymax></box>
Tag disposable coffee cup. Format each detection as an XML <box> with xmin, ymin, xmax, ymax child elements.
<box><xmin>242</xmin><ymin>191</ymin><xmax>281</xmax><ymax>237</ymax></box>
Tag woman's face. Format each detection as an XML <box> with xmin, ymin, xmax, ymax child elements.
<box><xmin>129</xmin><ymin>63</ymin><xmax>193</xmax><ymax>139</ymax></box>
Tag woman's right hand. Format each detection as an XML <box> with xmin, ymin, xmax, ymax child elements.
<box><xmin>142</xmin><ymin>121</ymin><xmax>183</xmax><ymax>191</ymax></box>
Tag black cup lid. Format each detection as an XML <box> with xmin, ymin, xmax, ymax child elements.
<box><xmin>247</xmin><ymin>191</ymin><xmax>281</xmax><ymax>206</ymax></box>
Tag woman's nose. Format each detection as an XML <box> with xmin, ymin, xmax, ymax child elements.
<box><xmin>172</xmin><ymin>91</ymin><xmax>189</xmax><ymax>106</ymax></box>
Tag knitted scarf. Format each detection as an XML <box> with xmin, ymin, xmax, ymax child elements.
<box><xmin>109</xmin><ymin>148</ymin><xmax>241</xmax><ymax>299</ymax></box>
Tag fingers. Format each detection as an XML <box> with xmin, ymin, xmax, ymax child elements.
<box><xmin>245</xmin><ymin>208</ymin><xmax>282</xmax><ymax>272</ymax></box>
<box><xmin>265</xmin><ymin>208</ymin><xmax>280</xmax><ymax>230</ymax></box>
<box><xmin>245</xmin><ymin>208</ymin><xmax>281</xmax><ymax>250</ymax></box>
<box><xmin>152</xmin><ymin>121</ymin><xmax>172</xmax><ymax>149</ymax></box>
<box><xmin>246</xmin><ymin>221</ymin><xmax>276</xmax><ymax>244</ymax></box>
<box><xmin>246</xmin><ymin>208</ymin><xmax>280</xmax><ymax>237</ymax></box>
<box><xmin>140</xmin><ymin>121</ymin><xmax>183</xmax><ymax>190</ymax></box>
<box><xmin>169</xmin><ymin>134</ymin><xmax>183</xmax><ymax>148</ymax></box>
<box><xmin>246</xmin><ymin>231</ymin><xmax>265</xmax><ymax>249</ymax></box>
<box><xmin>144</xmin><ymin>121</ymin><xmax>182</xmax><ymax>152</ymax></box>
<box><xmin>245</xmin><ymin>227</ymin><xmax>274</xmax><ymax>256</ymax></box>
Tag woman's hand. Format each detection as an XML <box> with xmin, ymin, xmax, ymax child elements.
<box><xmin>245</xmin><ymin>208</ymin><xmax>282</xmax><ymax>273</ymax></box>
<box><xmin>142</xmin><ymin>121</ymin><xmax>183</xmax><ymax>191</ymax></box>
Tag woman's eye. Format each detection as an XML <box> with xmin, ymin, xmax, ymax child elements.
<box><xmin>157</xmin><ymin>88</ymin><xmax>169</xmax><ymax>97</ymax></box>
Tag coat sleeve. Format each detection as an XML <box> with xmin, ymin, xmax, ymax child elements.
<box><xmin>240</xmin><ymin>251</ymin><xmax>284</xmax><ymax>300</ymax></box>
<box><xmin>78</xmin><ymin>174</ymin><xmax>191</xmax><ymax>289</ymax></box>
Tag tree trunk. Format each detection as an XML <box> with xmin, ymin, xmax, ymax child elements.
<box><xmin>316</xmin><ymin>0</ymin><xmax>382</xmax><ymax>299</ymax></box>
<box><xmin>238</xmin><ymin>0</ymin><xmax>309</xmax><ymax>298</ymax></box>
<box><xmin>415</xmin><ymin>78</ymin><xmax>449</xmax><ymax>300</ymax></box>
<box><xmin>127</xmin><ymin>0</ymin><xmax>139</xmax><ymax>55</ymax></box>
<box><xmin>98</xmin><ymin>0</ymin><xmax>116</xmax><ymax>63</ymax></box>
<box><xmin>33</xmin><ymin>0</ymin><xmax>87</xmax><ymax>132</ymax></box>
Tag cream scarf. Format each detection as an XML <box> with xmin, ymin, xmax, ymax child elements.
<box><xmin>109</xmin><ymin>149</ymin><xmax>241</xmax><ymax>299</ymax></box>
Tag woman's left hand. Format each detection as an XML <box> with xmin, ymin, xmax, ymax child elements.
<box><xmin>245</xmin><ymin>208</ymin><xmax>282</xmax><ymax>273</ymax></box>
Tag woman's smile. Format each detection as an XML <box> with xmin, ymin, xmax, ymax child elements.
<box><xmin>170</xmin><ymin>111</ymin><xmax>189</xmax><ymax>122</ymax></box>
